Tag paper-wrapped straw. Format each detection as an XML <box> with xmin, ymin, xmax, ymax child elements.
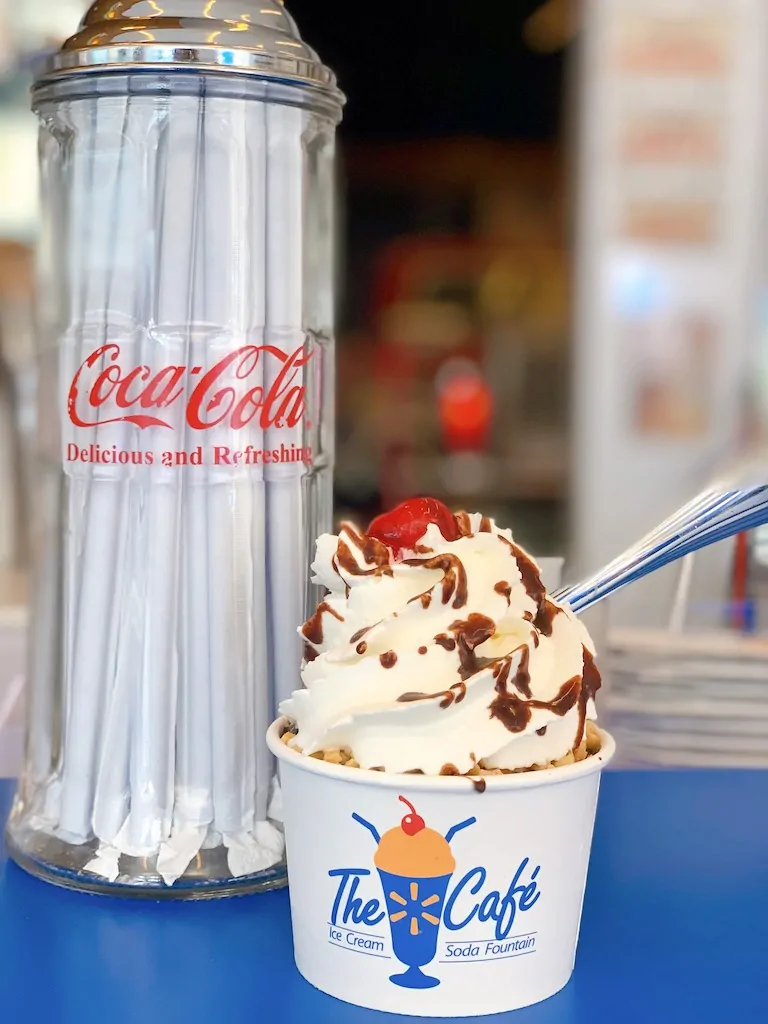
<box><xmin>266</xmin><ymin>103</ymin><xmax>307</xmax><ymax>712</ymax></box>
<box><xmin>116</xmin><ymin>96</ymin><xmax>199</xmax><ymax>857</ymax></box>
<box><xmin>238</xmin><ymin>96</ymin><xmax>281</xmax><ymax>871</ymax></box>
<box><xmin>26</xmin><ymin>129</ymin><xmax>71</xmax><ymax>798</ymax></box>
<box><xmin>59</xmin><ymin>96</ymin><xmax>134</xmax><ymax>842</ymax></box>
<box><xmin>91</xmin><ymin>570</ymin><xmax>137</xmax><ymax>847</ymax></box>
<box><xmin>202</xmin><ymin>96</ymin><xmax>282</xmax><ymax>875</ymax></box>
<box><xmin>53</xmin><ymin>99</ymin><xmax>88</xmax><ymax>828</ymax></box>
<box><xmin>303</xmin><ymin>121</ymin><xmax>336</xmax><ymax>618</ymax></box>
<box><xmin>115</xmin><ymin>93</ymin><xmax>203</xmax><ymax>867</ymax></box>
<box><xmin>147</xmin><ymin>95</ymin><xmax>216</xmax><ymax>880</ymax></box>
<box><xmin>56</xmin><ymin>96</ymin><xmax>99</xmax><ymax>835</ymax></box>
<box><xmin>162</xmin><ymin>336</ymin><xmax>213</xmax><ymax>883</ymax></box>
<box><xmin>25</xmin><ymin>473</ymin><xmax>62</xmax><ymax>789</ymax></box>
<box><xmin>116</xmin><ymin>467</ymin><xmax>180</xmax><ymax>855</ymax></box>
<box><xmin>201</xmin><ymin>100</ymin><xmax>252</xmax><ymax>845</ymax></box>
<box><xmin>87</xmin><ymin>95</ymin><xmax>165</xmax><ymax>853</ymax></box>
<box><xmin>245</xmin><ymin>95</ymin><xmax>272</xmax><ymax>834</ymax></box>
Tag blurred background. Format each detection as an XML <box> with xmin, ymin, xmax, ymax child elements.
<box><xmin>3</xmin><ymin>0</ymin><xmax>768</xmax><ymax>768</ymax></box>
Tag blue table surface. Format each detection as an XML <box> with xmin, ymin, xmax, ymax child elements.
<box><xmin>0</xmin><ymin>772</ymin><xmax>766</xmax><ymax>1024</ymax></box>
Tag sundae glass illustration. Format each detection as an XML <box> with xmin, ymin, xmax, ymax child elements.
<box><xmin>353</xmin><ymin>797</ymin><xmax>475</xmax><ymax>989</ymax></box>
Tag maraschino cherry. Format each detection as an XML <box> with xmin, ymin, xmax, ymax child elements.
<box><xmin>398</xmin><ymin>795</ymin><xmax>426</xmax><ymax>836</ymax></box>
<box><xmin>368</xmin><ymin>497</ymin><xmax>459</xmax><ymax>557</ymax></box>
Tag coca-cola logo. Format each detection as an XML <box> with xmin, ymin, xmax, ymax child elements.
<box><xmin>67</xmin><ymin>343</ymin><xmax>312</xmax><ymax>431</ymax></box>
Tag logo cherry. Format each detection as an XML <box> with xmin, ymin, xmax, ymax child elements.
<box><xmin>368</xmin><ymin>497</ymin><xmax>459</xmax><ymax>556</ymax></box>
<box><xmin>398</xmin><ymin>795</ymin><xmax>426</xmax><ymax>836</ymax></box>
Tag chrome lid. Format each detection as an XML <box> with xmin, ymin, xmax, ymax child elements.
<box><xmin>36</xmin><ymin>0</ymin><xmax>341</xmax><ymax>98</ymax></box>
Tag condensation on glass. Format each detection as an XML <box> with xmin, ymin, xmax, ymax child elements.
<box><xmin>6</xmin><ymin>1</ymin><xmax>344</xmax><ymax>896</ymax></box>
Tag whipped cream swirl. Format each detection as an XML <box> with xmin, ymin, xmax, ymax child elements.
<box><xmin>280</xmin><ymin>513</ymin><xmax>601</xmax><ymax>774</ymax></box>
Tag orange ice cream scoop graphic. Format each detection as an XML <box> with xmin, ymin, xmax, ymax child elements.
<box><xmin>352</xmin><ymin>796</ymin><xmax>475</xmax><ymax>990</ymax></box>
<box><xmin>374</xmin><ymin>797</ymin><xmax>456</xmax><ymax>878</ymax></box>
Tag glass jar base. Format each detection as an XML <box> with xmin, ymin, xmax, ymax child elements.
<box><xmin>6</xmin><ymin>826</ymin><xmax>287</xmax><ymax>900</ymax></box>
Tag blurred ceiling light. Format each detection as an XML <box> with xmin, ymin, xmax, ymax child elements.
<box><xmin>523</xmin><ymin>0</ymin><xmax>577</xmax><ymax>54</ymax></box>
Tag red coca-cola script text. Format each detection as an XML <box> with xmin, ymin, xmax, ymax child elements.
<box><xmin>67</xmin><ymin>343</ymin><xmax>312</xmax><ymax>431</ymax></box>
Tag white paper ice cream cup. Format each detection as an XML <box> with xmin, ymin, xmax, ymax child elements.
<box><xmin>268</xmin><ymin>719</ymin><xmax>615</xmax><ymax>1018</ymax></box>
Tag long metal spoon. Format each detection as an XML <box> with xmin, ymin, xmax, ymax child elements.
<box><xmin>556</xmin><ymin>463</ymin><xmax>768</xmax><ymax>614</ymax></box>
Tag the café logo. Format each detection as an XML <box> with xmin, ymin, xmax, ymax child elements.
<box><xmin>328</xmin><ymin>797</ymin><xmax>541</xmax><ymax>990</ymax></box>
<box><xmin>67</xmin><ymin>342</ymin><xmax>312</xmax><ymax>432</ymax></box>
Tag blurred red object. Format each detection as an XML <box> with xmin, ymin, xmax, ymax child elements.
<box><xmin>367</xmin><ymin>234</ymin><xmax>564</xmax><ymax>505</ymax></box>
<box><xmin>730</xmin><ymin>532</ymin><xmax>751</xmax><ymax>633</ymax></box>
<box><xmin>437</xmin><ymin>364</ymin><xmax>494</xmax><ymax>452</ymax></box>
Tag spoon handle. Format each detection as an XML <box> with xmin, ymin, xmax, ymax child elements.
<box><xmin>556</xmin><ymin>485</ymin><xmax>768</xmax><ymax>613</ymax></box>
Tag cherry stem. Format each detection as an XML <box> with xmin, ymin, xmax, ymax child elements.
<box><xmin>398</xmin><ymin>795</ymin><xmax>418</xmax><ymax>816</ymax></box>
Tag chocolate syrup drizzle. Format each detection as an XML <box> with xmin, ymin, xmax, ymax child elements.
<box><xmin>498</xmin><ymin>536</ymin><xmax>561</xmax><ymax>637</ymax></box>
<box><xmin>397</xmin><ymin>680</ymin><xmax>467</xmax><ymax>711</ymax></box>
<box><xmin>303</xmin><ymin>643</ymin><xmax>318</xmax><ymax>663</ymax></box>
<box><xmin>307</xmin><ymin>511</ymin><xmax>602</xmax><ymax>755</ymax></box>
<box><xmin>454</xmin><ymin>511</ymin><xmax>473</xmax><ymax>537</ymax></box>
<box><xmin>403</xmin><ymin>553</ymin><xmax>468</xmax><ymax>610</ymax></box>
<box><xmin>302</xmin><ymin>601</ymin><xmax>344</xmax><ymax>649</ymax></box>
<box><xmin>335</xmin><ymin>524</ymin><xmax>393</xmax><ymax>580</ymax></box>
<box><xmin>449</xmin><ymin>613</ymin><xmax>496</xmax><ymax>680</ymax></box>
<box><xmin>511</xmin><ymin>646</ymin><xmax>532</xmax><ymax>699</ymax></box>
<box><xmin>507</xmin><ymin>540</ymin><xmax>546</xmax><ymax>607</ymax></box>
<box><xmin>487</xmin><ymin>643</ymin><xmax>601</xmax><ymax>736</ymax></box>
<box><xmin>398</xmin><ymin>613</ymin><xmax>495</xmax><ymax>708</ymax></box>
<box><xmin>577</xmin><ymin>647</ymin><xmax>602</xmax><ymax>747</ymax></box>
<box><xmin>533</xmin><ymin>599</ymin><xmax>560</xmax><ymax>638</ymax></box>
